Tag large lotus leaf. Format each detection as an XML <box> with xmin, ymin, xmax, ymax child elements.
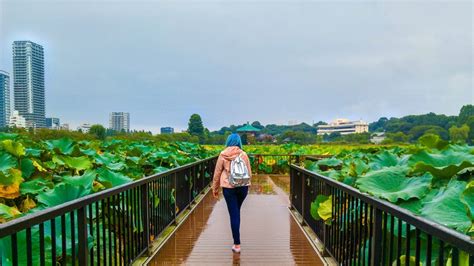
<box><xmin>397</xmin><ymin>189</ymin><xmax>439</xmax><ymax>215</ymax></box>
<box><xmin>61</xmin><ymin>170</ymin><xmax>96</xmax><ymax>191</ymax></box>
<box><xmin>0</xmin><ymin>153</ymin><xmax>17</xmax><ymax>172</ymax></box>
<box><xmin>369</xmin><ymin>151</ymin><xmax>400</xmax><ymax>170</ymax></box>
<box><xmin>461</xmin><ymin>186</ymin><xmax>474</xmax><ymax>219</ymax></box>
<box><xmin>0</xmin><ymin>169</ymin><xmax>23</xmax><ymax>199</ymax></box>
<box><xmin>97</xmin><ymin>168</ymin><xmax>132</xmax><ymax>188</ymax></box>
<box><xmin>94</xmin><ymin>153</ymin><xmax>116</xmax><ymax>165</ymax></box>
<box><xmin>61</xmin><ymin>156</ymin><xmax>92</xmax><ymax>171</ymax></box>
<box><xmin>418</xmin><ymin>133</ymin><xmax>448</xmax><ymax>150</ymax></box>
<box><xmin>80</xmin><ymin>148</ymin><xmax>97</xmax><ymax>156</ymax></box>
<box><xmin>44</xmin><ymin>138</ymin><xmax>75</xmax><ymax>155</ymax></box>
<box><xmin>0</xmin><ymin>203</ymin><xmax>21</xmax><ymax>220</ymax></box>
<box><xmin>154</xmin><ymin>166</ymin><xmax>170</xmax><ymax>173</ymax></box>
<box><xmin>317</xmin><ymin>158</ymin><xmax>343</xmax><ymax>168</ymax></box>
<box><xmin>304</xmin><ymin>161</ymin><xmax>318</xmax><ymax>172</ymax></box>
<box><xmin>348</xmin><ymin>159</ymin><xmax>369</xmax><ymax>177</ymax></box>
<box><xmin>1</xmin><ymin>140</ymin><xmax>25</xmax><ymax>157</ymax></box>
<box><xmin>409</xmin><ymin>150</ymin><xmax>474</xmax><ymax>179</ymax></box>
<box><xmin>37</xmin><ymin>183</ymin><xmax>90</xmax><ymax>207</ymax></box>
<box><xmin>0</xmin><ymin>168</ymin><xmax>23</xmax><ymax>186</ymax></box>
<box><xmin>420</xmin><ymin>180</ymin><xmax>471</xmax><ymax>232</ymax></box>
<box><xmin>106</xmin><ymin>162</ymin><xmax>126</xmax><ymax>171</ymax></box>
<box><xmin>20</xmin><ymin>158</ymin><xmax>35</xmax><ymax>179</ymax></box>
<box><xmin>25</xmin><ymin>148</ymin><xmax>42</xmax><ymax>158</ymax></box>
<box><xmin>0</xmin><ymin>133</ymin><xmax>18</xmax><ymax>140</ymax></box>
<box><xmin>310</xmin><ymin>195</ymin><xmax>332</xmax><ymax>223</ymax></box>
<box><xmin>20</xmin><ymin>178</ymin><xmax>54</xmax><ymax>194</ymax></box>
<box><xmin>356</xmin><ymin>166</ymin><xmax>432</xmax><ymax>203</ymax></box>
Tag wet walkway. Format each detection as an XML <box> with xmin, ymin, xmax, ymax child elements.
<box><xmin>149</xmin><ymin>175</ymin><xmax>324</xmax><ymax>265</ymax></box>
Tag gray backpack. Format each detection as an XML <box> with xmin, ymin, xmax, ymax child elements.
<box><xmin>229</xmin><ymin>153</ymin><xmax>251</xmax><ymax>187</ymax></box>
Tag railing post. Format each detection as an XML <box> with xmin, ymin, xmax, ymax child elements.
<box><xmin>141</xmin><ymin>184</ymin><xmax>151</xmax><ymax>255</ymax></box>
<box><xmin>301</xmin><ymin>173</ymin><xmax>305</xmax><ymax>225</ymax></box>
<box><xmin>77</xmin><ymin>206</ymin><xmax>88</xmax><ymax>266</ymax></box>
<box><xmin>371</xmin><ymin>208</ymin><xmax>383</xmax><ymax>266</ymax></box>
<box><xmin>173</xmin><ymin>172</ymin><xmax>177</xmax><ymax>225</ymax></box>
<box><xmin>289</xmin><ymin>167</ymin><xmax>294</xmax><ymax>210</ymax></box>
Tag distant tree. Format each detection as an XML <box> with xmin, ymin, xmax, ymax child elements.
<box><xmin>408</xmin><ymin>125</ymin><xmax>448</xmax><ymax>141</ymax></box>
<box><xmin>459</xmin><ymin>105</ymin><xmax>474</xmax><ymax>125</ymax></box>
<box><xmin>383</xmin><ymin>132</ymin><xmax>409</xmax><ymax>143</ymax></box>
<box><xmin>465</xmin><ymin>116</ymin><xmax>474</xmax><ymax>144</ymax></box>
<box><xmin>323</xmin><ymin>132</ymin><xmax>342</xmax><ymax>142</ymax></box>
<box><xmin>188</xmin><ymin>114</ymin><xmax>205</xmax><ymax>136</ymax></box>
<box><xmin>251</xmin><ymin>121</ymin><xmax>264</xmax><ymax>130</ymax></box>
<box><xmin>341</xmin><ymin>133</ymin><xmax>371</xmax><ymax>144</ymax></box>
<box><xmin>313</xmin><ymin>121</ymin><xmax>327</xmax><ymax>127</ymax></box>
<box><xmin>89</xmin><ymin>124</ymin><xmax>106</xmax><ymax>140</ymax></box>
<box><xmin>369</xmin><ymin>117</ymin><xmax>388</xmax><ymax>132</ymax></box>
<box><xmin>449</xmin><ymin>124</ymin><xmax>470</xmax><ymax>143</ymax></box>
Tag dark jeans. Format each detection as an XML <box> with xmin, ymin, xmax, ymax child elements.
<box><xmin>222</xmin><ymin>186</ymin><xmax>249</xmax><ymax>245</ymax></box>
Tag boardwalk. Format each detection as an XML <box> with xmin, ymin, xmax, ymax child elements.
<box><xmin>150</xmin><ymin>175</ymin><xmax>324</xmax><ymax>265</ymax></box>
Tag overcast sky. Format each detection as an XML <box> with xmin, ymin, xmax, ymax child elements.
<box><xmin>0</xmin><ymin>0</ymin><xmax>472</xmax><ymax>132</ymax></box>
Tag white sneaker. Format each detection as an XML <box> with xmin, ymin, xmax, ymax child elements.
<box><xmin>232</xmin><ymin>245</ymin><xmax>241</xmax><ymax>253</ymax></box>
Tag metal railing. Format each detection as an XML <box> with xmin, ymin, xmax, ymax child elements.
<box><xmin>290</xmin><ymin>164</ymin><xmax>474</xmax><ymax>266</ymax></box>
<box><xmin>249</xmin><ymin>154</ymin><xmax>330</xmax><ymax>174</ymax></box>
<box><xmin>0</xmin><ymin>156</ymin><xmax>217</xmax><ymax>266</ymax></box>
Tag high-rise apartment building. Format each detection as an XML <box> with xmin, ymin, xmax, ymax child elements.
<box><xmin>109</xmin><ymin>112</ymin><xmax>130</xmax><ymax>132</ymax></box>
<box><xmin>13</xmin><ymin>41</ymin><xmax>46</xmax><ymax>128</ymax></box>
<box><xmin>0</xmin><ymin>71</ymin><xmax>11</xmax><ymax>128</ymax></box>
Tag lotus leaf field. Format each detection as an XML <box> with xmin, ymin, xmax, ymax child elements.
<box><xmin>0</xmin><ymin>133</ymin><xmax>214</xmax><ymax>223</ymax></box>
<box><xmin>304</xmin><ymin>144</ymin><xmax>474</xmax><ymax>238</ymax></box>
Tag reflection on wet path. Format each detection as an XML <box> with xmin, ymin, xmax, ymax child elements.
<box><xmin>150</xmin><ymin>175</ymin><xmax>323</xmax><ymax>265</ymax></box>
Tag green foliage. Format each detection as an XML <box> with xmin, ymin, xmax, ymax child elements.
<box><xmin>188</xmin><ymin>114</ymin><xmax>205</xmax><ymax>137</ymax></box>
<box><xmin>304</xmin><ymin>143</ymin><xmax>474</xmax><ymax>235</ymax></box>
<box><xmin>0</xmin><ymin>133</ymin><xmax>213</xmax><ymax>222</ymax></box>
<box><xmin>356</xmin><ymin>167</ymin><xmax>433</xmax><ymax>202</ymax></box>
<box><xmin>89</xmin><ymin>124</ymin><xmax>106</xmax><ymax>140</ymax></box>
<box><xmin>449</xmin><ymin>124</ymin><xmax>470</xmax><ymax>143</ymax></box>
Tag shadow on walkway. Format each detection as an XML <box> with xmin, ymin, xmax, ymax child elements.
<box><xmin>150</xmin><ymin>175</ymin><xmax>324</xmax><ymax>265</ymax></box>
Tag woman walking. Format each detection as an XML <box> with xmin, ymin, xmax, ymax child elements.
<box><xmin>212</xmin><ymin>133</ymin><xmax>252</xmax><ymax>253</ymax></box>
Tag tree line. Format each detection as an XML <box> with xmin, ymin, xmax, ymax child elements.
<box><xmin>1</xmin><ymin>105</ymin><xmax>472</xmax><ymax>145</ymax></box>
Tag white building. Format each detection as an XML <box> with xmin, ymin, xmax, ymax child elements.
<box><xmin>9</xmin><ymin>110</ymin><xmax>27</xmax><ymax>128</ymax></box>
<box><xmin>370</xmin><ymin>132</ymin><xmax>386</xmax><ymax>144</ymax></box>
<box><xmin>78</xmin><ymin>123</ymin><xmax>92</xmax><ymax>133</ymax></box>
<box><xmin>60</xmin><ymin>123</ymin><xmax>70</xmax><ymax>131</ymax></box>
<box><xmin>109</xmin><ymin>112</ymin><xmax>130</xmax><ymax>132</ymax></box>
<box><xmin>317</xmin><ymin>118</ymin><xmax>369</xmax><ymax>135</ymax></box>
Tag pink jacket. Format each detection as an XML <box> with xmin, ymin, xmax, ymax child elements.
<box><xmin>212</xmin><ymin>146</ymin><xmax>252</xmax><ymax>193</ymax></box>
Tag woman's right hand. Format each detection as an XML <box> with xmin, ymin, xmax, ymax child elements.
<box><xmin>212</xmin><ymin>189</ymin><xmax>219</xmax><ymax>199</ymax></box>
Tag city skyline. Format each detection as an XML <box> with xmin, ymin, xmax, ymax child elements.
<box><xmin>0</xmin><ymin>1</ymin><xmax>472</xmax><ymax>133</ymax></box>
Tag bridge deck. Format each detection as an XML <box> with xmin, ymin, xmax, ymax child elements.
<box><xmin>149</xmin><ymin>175</ymin><xmax>324</xmax><ymax>265</ymax></box>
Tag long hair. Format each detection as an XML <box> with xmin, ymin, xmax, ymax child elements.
<box><xmin>225</xmin><ymin>133</ymin><xmax>242</xmax><ymax>149</ymax></box>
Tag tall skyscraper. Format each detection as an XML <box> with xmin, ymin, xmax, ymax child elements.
<box><xmin>0</xmin><ymin>71</ymin><xmax>11</xmax><ymax>128</ymax></box>
<box><xmin>13</xmin><ymin>41</ymin><xmax>46</xmax><ymax>128</ymax></box>
<box><xmin>109</xmin><ymin>112</ymin><xmax>130</xmax><ymax>132</ymax></box>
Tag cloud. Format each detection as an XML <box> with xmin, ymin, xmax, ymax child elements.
<box><xmin>0</xmin><ymin>0</ymin><xmax>472</xmax><ymax>131</ymax></box>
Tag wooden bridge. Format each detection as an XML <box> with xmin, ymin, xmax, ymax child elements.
<box><xmin>148</xmin><ymin>175</ymin><xmax>325</xmax><ymax>265</ymax></box>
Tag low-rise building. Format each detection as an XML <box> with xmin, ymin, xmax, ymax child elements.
<box><xmin>160</xmin><ymin>127</ymin><xmax>174</xmax><ymax>134</ymax></box>
<box><xmin>46</xmin><ymin>117</ymin><xmax>60</xmax><ymax>129</ymax></box>
<box><xmin>317</xmin><ymin>119</ymin><xmax>369</xmax><ymax>135</ymax></box>
<box><xmin>78</xmin><ymin>123</ymin><xmax>92</xmax><ymax>133</ymax></box>
<box><xmin>370</xmin><ymin>132</ymin><xmax>386</xmax><ymax>144</ymax></box>
<box><xmin>9</xmin><ymin>110</ymin><xmax>26</xmax><ymax>128</ymax></box>
<box><xmin>60</xmin><ymin>123</ymin><xmax>70</xmax><ymax>131</ymax></box>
